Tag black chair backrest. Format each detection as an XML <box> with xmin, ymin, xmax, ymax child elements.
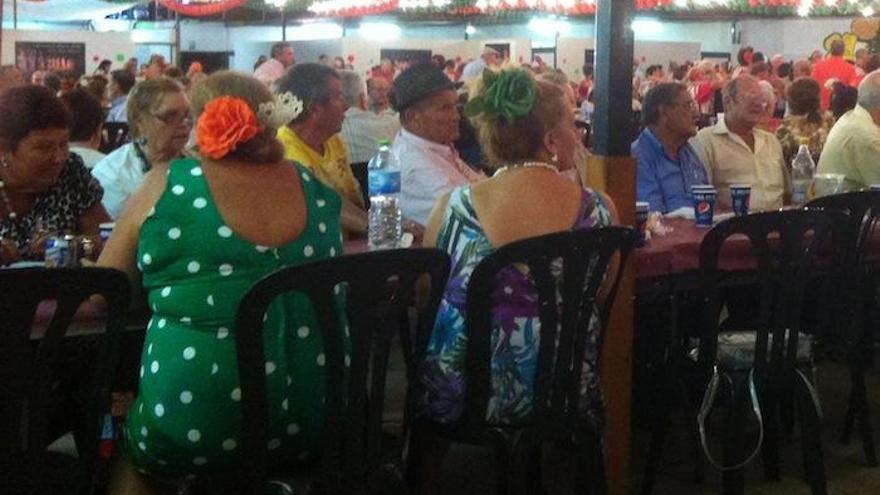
<box><xmin>0</xmin><ymin>267</ymin><xmax>130</xmax><ymax>494</ymax></box>
<box><xmin>234</xmin><ymin>248</ymin><xmax>450</xmax><ymax>494</ymax></box>
<box><xmin>806</xmin><ymin>190</ymin><xmax>880</xmax><ymax>265</ymax></box>
<box><xmin>462</xmin><ymin>227</ymin><xmax>635</xmax><ymax>439</ymax></box>
<box><xmin>100</xmin><ymin>122</ymin><xmax>130</xmax><ymax>154</ymax></box>
<box><xmin>695</xmin><ymin>210</ymin><xmax>849</xmax><ymax>376</ymax></box>
<box><xmin>350</xmin><ymin>162</ymin><xmax>369</xmax><ymax>209</ymax></box>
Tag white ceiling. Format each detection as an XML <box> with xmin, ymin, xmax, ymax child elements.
<box><xmin>2</xmin><ymin>0</ymin><xmax>137</xmax><ymax>23</ymax></box>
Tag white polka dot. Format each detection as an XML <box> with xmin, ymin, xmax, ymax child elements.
<box><xmin>180</xmin><ymin>390</ymin><xmax>193</xmax><ymax>404</ymax></box>
<box><xmin>139</xmin><ymin>366</ymin><xmax>144</xmax><ymax>378</ymax></box>
<box><xmin>150</xmin><ymin>361</ymin><xmax>159</xmax><ymax>373</ymax></box>
<box><xmin>222</xmin><ymin>438</ymin><xmax>237</xmax><ymax>451</ymax></box>
<box><xmin>216</xmin><ymin>327</ymin><xmax>228</xmax><ymax>339</ymax></box>
<box><xmin>344</xmin><ymin>355</ymin><xmax>351</xmax><ymax>367</ymax></box>
<box><xmin>147</xmin><ymin>343</ymin><xmax>153</xmax><ymax>355</ymax></box>
<box><xmin>255</xmin><ymin>245</ymin><xmax>269</xmax><ymax>253</ymax></box>
<box><xmin>334</xmin><ymin>285</ymin><xmax>341</xmax><ymax>295</ymax></box>
<box><xmin>301</xmin><ymin>173</ymin><xmax>311</xmax><ymax>182</ymax></box>
<box><xmin>187</xmin><ymin>261</ymin><xmax>200</xmax><ymax>273</ymax></box>
<box><xmin>161</xmin><ymin>287</ymin><xmax>171</xmax><ymax>297</ymax></box>
<box><xmin>304</xmin><ymin>245</ymin><xmax>314</xmax><ymax>257</ymax></box>
<box><xmin>217</xmin><ymin>226</ymin><xmax>232</xmax><ymax>238</ymax></box>
<box><xmin>230</xmin><ymin>388</ymin><xmax>241</xmax><ymax>401</ymax></box>
<box><xmin>139</xmin><ymin>403</ymin><xmax>144</xmax><ymax>414</ymax></box>
<box><xmin>268</xmin><ymin>438</ymin><xmax>281</xmax><ymax>450</ymax></box>
<box><xmin>281</xmin><ymin>399</ymin><xmax>289</xmax><ymax>410</ymax></box>
<box><xmin>219</xmin><ymin>264</ymin><xmax>233</xmax><ymax>276</ymax></box>
<box><xmin>168</xmin><ymin>228</ymin><xmax>181</xmax><ymax>240</ymax></box>
<box><xmin>265</xmin><ymin>362</ymin><xmax>276</xmax><ymax>375</ymax></box>
<box><xmin>503</xmin><ymin>286</ymin><xmax>513</xmax><ymax>295</ymax></box>
<box><xmin>286</xmin><ymin>423</ymin><xmax>300</xmax><ymax>435</ymax></box>
<box><xmin>262</xmin><ymin>312</ymin><xmax>268</xmax><ymax>322</ymax></box>
<box><xmin>157</xmin><ymin>318</ymin><xmax>167</xmax><ymax>328</ymax></box>
<box><xmin>318</xmin><ymin>222</ymin><xmax>327</xmax><ymax>233</ymax></box>
<box><xmin>190</xmin><ymin>166</ymin><xmax>203</xmax><ymax>176</ymax></box>
<box><xmin>206</xmin><ymin>295</ymin><xmax>214</xmax><ymax>306</ymax></box>
<box><xmin>316</xmin><ymin>353</ymin><xmax>325</xmax><ymax>366</ymax></box>
<box><xmin>172</xmin><ymin>185</ymin><xmax>185</xmax><ymax>195</ymax></box>
<box><xmin>138</xmin><ymin>441</ymin><xmax>147</xmax><ymax>451</ymax></box>
<box><xmin>180</xmin><ymin>316</ymin><xmax>191</xmax><ymax>324</ymax></box>
<box><xmin>154</xmin><ymin>404</ymin><xmax>165</xmax><ymax>417</ymax></box>
<box><xmin>297</xmin><ymin>326</ymin><xmax>310</xmax><ymax>338</ymax></box>
<box><xmin>193</xmin><ymin>197</ymin><xmax>207</xmax><ymax>209</ymax></box>
<box><xmin>187</xmin><ymin>429</ymin><xmax>201</xmax><ymax>442</ymax></box>
<box><xmin>193</xmin><ymin>457</ymin><xmax>207</xmax><ymax>466</ymax></box>
<box><xmin>329</xmin><ymin>247</ymin><xmax>336</xmax><ymax>256</ymax></box>
<box><xmin>286</xmin><ymin>375</ymin><xmax>292</xmax><ymax>386</ymax></box>
<box><xmin>142</xmin><ymin>253</ymin><xmax>152</xmax><ymax>265</ymax></box>
<box><xmin>183</xmin><ymin>347</ymin><xmax>196</xmax><ymax>360</ymax></box>
<box><xmin>140</xmin><ymin>427</ymin><xmax>148</xmax><ymax>437</ymax></box>
<box><xmin>316</xmin><ymin>199</ymin><xmax>326</xmax><ymax>207</ymax></box>
<box><xmin>211</xmin><ymin>363</ymin><xmax>219</xmax><ymax>375</ymax></box>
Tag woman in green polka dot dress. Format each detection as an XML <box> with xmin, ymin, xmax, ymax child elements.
<box><xmin>99</xmin><ymin>72</ymin><xmax>343</xmax><ymax>489</ymax></box>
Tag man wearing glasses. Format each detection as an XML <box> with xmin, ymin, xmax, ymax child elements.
<box><xmin>692</xmin><ymin>75</ymin><xmax>789</xmax><ymax>211</ymax></box>
<box><xmin>633</xmin><ymin>82</ymin><xmax>710</xmax><ymax>213</ymax></box>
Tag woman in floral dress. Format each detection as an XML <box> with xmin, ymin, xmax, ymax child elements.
<box><xmin>417</xmin><ymin>69</ymin><xmax>617</xmax><ymax>466</ymax></box>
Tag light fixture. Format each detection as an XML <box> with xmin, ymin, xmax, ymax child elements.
<box><xmin>266</xmin><ymin>0</ymin><xmax>287</xmax><ymax>7</ymax></box>
<box><xmin>465</xmin><ymin>23</ymin><xmax>476</xmax><ymax>36</ymax></box>
<box><xmin>631</xmin><ymin>18</ymin><xmax>664</xmax><ymax>36</ymax></box>
<box><xmin>528</xmin><ymin>17</ymin><xmax>572</xmax><ymax>36</ymax></box>
<box><xmin>359</xmin><ymin>22</ymin><xmax>402</xmax><ymax>41</ymax></box>
<box><xmin>288</xmin><ymin>22</ymin><xmax>344</xmax><ymax>40</ymax></box>
<box><xmin>863</xmin><ymin>5</ymin><xmax>875</xmax><ymax>17</ymax></box>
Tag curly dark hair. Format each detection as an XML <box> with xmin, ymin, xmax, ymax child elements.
<box><xmin>0</xmin><ymin>85</ymin><xmax>70</xmax><ymax>151</ymax></box>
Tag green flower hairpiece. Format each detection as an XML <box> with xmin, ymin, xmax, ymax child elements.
<box><xmin>463</xmin><ymin>69</ymin><xmax>537</xmax><ymax>124</ymax></box>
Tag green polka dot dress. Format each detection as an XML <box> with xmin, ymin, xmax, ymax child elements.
<box><xmin>125</xmin><ymin>158</ymin><xmax>344</xmax><ymax>478</ymax></box>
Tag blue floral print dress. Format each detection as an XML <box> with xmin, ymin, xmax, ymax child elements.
<box><xmin>419</xmin><ymin>185</ymin><xmax>612</xmax><ymax>426</ymax></box>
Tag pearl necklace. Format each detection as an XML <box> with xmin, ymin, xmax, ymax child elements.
<box><xmin>0</xmin><ymin>180</ymin><xmax>16</xmax><ymax>220</ymax></box>
<box><xmin>493</xmin><ymin>161</ymin><xmax>560</xmax><ymax>177</ymax></box>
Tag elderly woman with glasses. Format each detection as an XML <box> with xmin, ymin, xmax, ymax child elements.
<box><xmin>92</xmin><ymin>77</ymin><xmax>192</xmax><ymax>218</ymax></box>
<box><xmin>0</xmin><ymin>85</ymin><xmax>109</xmax><ymax>264</ymax></box>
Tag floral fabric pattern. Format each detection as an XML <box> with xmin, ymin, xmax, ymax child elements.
<box><xmin>776</xmin><ymin>113</ymin><xmax>836</xmax><ymax>165</ymax></box>
<box><xmin>419</xmin><ymin>185</ymin><xmax>612</xmax><ymax>426</ymax></box>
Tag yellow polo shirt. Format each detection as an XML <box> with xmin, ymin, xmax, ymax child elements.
<box><xmin>277</xmin><ymin>126</ymin><xmax>364</xmax><ymax>208</ymax></box>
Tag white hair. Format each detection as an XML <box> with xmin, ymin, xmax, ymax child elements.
<box><xmin>858</xmin><ymin>70</ymin><xmax>880</xmax><ymax>111</ymax></box>
<box><xmin>340</xmin><ymin>70</ymin><xmax>365</xmax><ymax>108</ymax></box>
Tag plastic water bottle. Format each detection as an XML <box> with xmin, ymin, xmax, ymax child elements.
<box><xmin>791</xmin><ymin>137</ymin><xmax>815</xmax><ymax>207</ymax></box>
<box><xmin>368</xmin><ymin>140</ymin><xmax>402</xmax><ymax>250</ymax></box>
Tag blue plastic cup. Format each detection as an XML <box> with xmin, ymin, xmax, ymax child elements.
<box><xmin>730</xmin><ymin>184</ymin><xmax>751</xmax><ymax>217</ymax></box>
<box><xmin>692</xmin><ymin>187</ymin><xmax>717</xmax><ymax>228</ymax></box>
<box><xmin>635</xmin><ymin>202</ymin><xmax>650</xmax><ymax>246</ymax></box>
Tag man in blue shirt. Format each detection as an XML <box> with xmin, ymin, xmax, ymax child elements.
<box><xmin>632</xmin><ymin>82</ymin><xmax>709</xmax><ymax>213</ymax></box>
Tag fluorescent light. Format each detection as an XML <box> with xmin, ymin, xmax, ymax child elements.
<box><xmin>528</xmin><ymin>17</ymin><xmax>571</xmax><ymax>35</ymax></box>
<box><xmin>359</xmin><ymin>22</ymin><xmax>401</xmax><ymax>41</ymax></box>
<box><xmin>631</xmin><ymin>18</ymin><xmax>664</xmax><ymax>36</ymax></box>
<box><xmin>288</xmin><ymin>22</ymin><xmax>343</xmax><ymax>40</ymax></box>
<box><xmin>465</xmin><ymin>23</ymin><xmax>476</xmax><ymax>36</ymax></box>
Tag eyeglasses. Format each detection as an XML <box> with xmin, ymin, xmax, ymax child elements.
<box><xmin>151</xmin><ymin>110</ymin><xmax>193</xmax><ymax>126</ymax></box>
<box><xmin>669</xmin><ymin>100</ymin><xmax>699</xmax><ymax>112</ymax></box>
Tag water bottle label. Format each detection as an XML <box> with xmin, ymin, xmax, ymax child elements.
<box><xmin>369</xmin><ymin>170</ymin><xmax>401</xmax><ymax>195</ymax></box>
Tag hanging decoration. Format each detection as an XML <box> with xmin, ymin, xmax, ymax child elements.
<box><xmin>158</xmin><ymin>0</ymin><xmax>250</xmax><ymax>16</ymax></box>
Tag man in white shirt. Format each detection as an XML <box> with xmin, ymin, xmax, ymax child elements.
<box><xmin>61</xmin><ymin>89</ymin><xmax>107</xmax><ymax>169</ymax></box>
<box><xmin>254</xmin><ymin>42</ymin><xmax>295</xmax><ymax>87</ymax></box>
<box><xmin>460</xmin><ymin>46</ymin><xmax>501</xmax><ymax>83</ymax></box>
<box><xmin>391</xmin><ymin>64</ymin><xmax>485</xmax><ymax>226</ymax></box>
<box><xmin>106</xmin><ymin>69</ymin><xmax>135</xmax><ymax>123</ymax></box>
<box><xmin>339</xmin><ymin>71</ymin><xmax>400</xmax><ymax>164</ymax></box>
<box><xmin>691</xmin><ymin>74</ymin><xmax>789</xmax><ymax>211</ymax></box>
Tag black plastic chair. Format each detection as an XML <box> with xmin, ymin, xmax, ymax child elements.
<box><xmin>807</xmin><ymin>190</ymin><xmax>880</xmax><ymax>466</ymax></box>
<box><xmin>99</xmin><ymin>122</ymin><xmax>130</xmax><ymax>154</ymax></box>
<box><xmin>231</xmin><ymin>248</ymin><xmax>450</xmax><ymax>495</ymax></box>
<box><xmin>678</xmin><ymin>210</ymin><xmax>846</xmax><ymax>495</ymax></box>
<box><xmin>0</xmin><ymin>267</ymin><xmax>130</xmax><ymax>495</ymax></box>
<box><xmin>351</xmin><ymin>161</ymin><xmax>370</xmax><ymax>209</ymax></box>
<box><xmin>408</xmin><ymin>227</ymin><xmax>635</xmax><ymax>495</ymax></box>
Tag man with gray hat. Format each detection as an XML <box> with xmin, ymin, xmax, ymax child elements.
<box><xmin>391</xmin><ymin>63</ymin><xmax>485</xmax><ymax>226</ymax></box>
<box><xmin>461</xmin><ymin>46</ymin><xmax>502</xmax><ymax>83</ymax></box>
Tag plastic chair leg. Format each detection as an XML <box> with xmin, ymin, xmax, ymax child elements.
<box><xmin>796</xmin><ymin>381</ymin><xmax>828</xmax><ymax>495</ymax></box>
<box><xmin>721</xmin><ymin>389</ymin><xmax>747</xmax><ymax>495</ymax></box>
<box><xmin>760</xmin><ymin>395</ymin><xmax>780</xmax><ymax>481</ymax></box>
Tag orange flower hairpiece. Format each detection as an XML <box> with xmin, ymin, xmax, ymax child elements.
<box><xmin>197</xmin><ymin>96</ymin><xmax>261</xmax><ymax>160</ymax></box>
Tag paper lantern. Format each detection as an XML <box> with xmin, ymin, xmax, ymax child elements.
<box><xmin>159</xmin><ymin>0</ymin><xmax>249</xmax><ymax>16</ymax></box>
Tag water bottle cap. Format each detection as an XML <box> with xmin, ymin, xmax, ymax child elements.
<box><xmin>377</xmin><ymin>139</ymin><xmax>391</xmax><ymax>146</ymax></box>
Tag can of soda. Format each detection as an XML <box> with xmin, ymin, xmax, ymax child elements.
<box><xmin>635</xmin><ymin>202</ymin><xmax>650</xmax><ymax>246</ymax></box>
<box><xmin>730</xmin><ymin>184</ymin><xmax>751</xmax><ymax>217</ymax></box>
<box><xmin>45</xmin><ymin>236</ymin><xmax>71</xmax><ymax>268</ymax></box>
<box><xmin>692</xmin><ymin>186</ymin><xmax>717</xmax><ymax>228</ymax></box>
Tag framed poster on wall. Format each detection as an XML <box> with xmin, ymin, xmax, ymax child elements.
<box><xmin>15</xmin><ymin>42</ymin><xmax>86</xmax><ymax>77</ymax></box>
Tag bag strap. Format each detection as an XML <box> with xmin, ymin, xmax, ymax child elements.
<box><xmin>697</xmin><ymin>366</ymin><xmax>764</xmax><ymax>471</ymax></box>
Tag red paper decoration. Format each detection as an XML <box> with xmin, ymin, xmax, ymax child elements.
<box><xmin>158</xmin><ymin>0</ymin><xmax>249</xmax><ymax>17</ymax></box>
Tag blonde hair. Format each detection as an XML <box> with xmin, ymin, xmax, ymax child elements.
<box><xmin>469</xmin><ymin>75</ymin><xmax>568</xmax><ymax>170</ymax></box>
<box><xmin>189</xmin><ymin>70</ymin><xmax>283</xmax><ymax>163</ymax></box>
<box><xmin>127</xmin><ymin>77</ymin><xmax>184</xmax><ymax>138</ymax></box>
